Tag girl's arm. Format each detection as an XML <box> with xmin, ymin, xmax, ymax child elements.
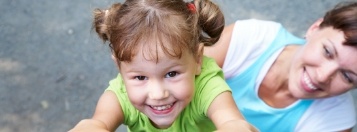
<box><xmin>207</xmin><ymin>91</ymin><xmax>258</xmax><ymax>132</ymax></box>
<box><xmin>204</xmin><ymin>23</ymin><xmax>235</xmax><ymax>68</ymax></box>
<box><xmin>341</xmin><ymin>128</ymin><xmax>352</xmax><ymax>132</ymax></box>
<box><xmin>69</xmin><ymin>91</ymin><xmax>124</xmax><ymax>132</ymax></box>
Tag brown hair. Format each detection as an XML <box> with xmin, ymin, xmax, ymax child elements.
<box><xmin>92</xmin><ymin>0</ymin><xmax>224</xmax><ymax>63</ymax></box>
<box><xmin>320</xmin><ymin>2</ymin><xmax>357</xmax><ymax>46</ymax></box>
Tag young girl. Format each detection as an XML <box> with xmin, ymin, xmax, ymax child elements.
<box><xmin>69</xmin><ymin>0</ymin><xmax>257</xmax><ymax>131</ymax></box>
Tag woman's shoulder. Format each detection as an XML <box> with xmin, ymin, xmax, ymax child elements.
<box><xmin>232</xmin><ymin>19</ymin><xmax>283</xmax><ymax>43</ymax></box>
<box><xmin>234</xmin><ymin>19</ymin><xmax>282</xmax><ymax>30</ymax></box>
<box><xmin>222</xmin><ymin>19</ymin><xmax>284</xmax><ymax>79</ymax></box>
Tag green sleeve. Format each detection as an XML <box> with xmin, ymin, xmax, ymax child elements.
<box><xmin>193</xmin><ymin>56</ymin><xmax>231</xmax><ymax>117</ymax></box>
<box><xmin>105</xmin><ymin>74</ymin><xmax>140</xmax><ymax>127</ymax></box>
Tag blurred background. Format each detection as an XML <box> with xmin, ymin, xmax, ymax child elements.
<box><xmin>1</xmin><ymin>0</ymin><xmax>356</xmax><ymax>132</ymax></box>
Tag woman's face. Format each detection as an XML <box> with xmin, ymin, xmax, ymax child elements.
<box><xmin>289</xmin><ymin>20</ymin><xmax>357</xmax><ymax>99</ymax></box>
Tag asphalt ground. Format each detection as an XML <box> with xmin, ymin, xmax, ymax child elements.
<box><xmin>1</xmin><ymin>0</ymin><xmax>356</xmax><ymax>132</ymax></box>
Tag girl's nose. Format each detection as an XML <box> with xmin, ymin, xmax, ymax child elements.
<box><xmin>148</xmin><ymin>82</ymin><xmax>169</xmax><ymax>100</ymax></box>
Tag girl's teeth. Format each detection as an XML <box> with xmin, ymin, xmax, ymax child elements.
<box><xmin>151</xmin><ymin>104</ymin><xmax>173</xmax><ymax>111</ymax></box>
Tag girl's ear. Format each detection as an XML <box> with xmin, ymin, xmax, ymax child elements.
<box><xmin>306</xmin><ymin>18</ymin><xmax>323</xmax><ymax>39</ymax></box>
<box><xmin>195</xmin><ymin>43</ymin><xmax>204</xmax><ymax>75</ymax></box>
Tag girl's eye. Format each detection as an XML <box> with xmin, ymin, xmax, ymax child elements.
<box><xmin>323</xmin><ymin>46</ymin><xmax>333</xmax><ymax>58</ymax></box>
<box><xmin>135</xmin><ymin>76</ymin><xmax>147</xmax><ymax>80</ymax></box>
<box><xmin>341</xmin><ymin>71</ymin><xmax>353</xmax><ymax>84</ymax></box>
<box><xmin>165</xmin><ymin>71</ymin><xmax>178</xmax><ymax>78</ymax></box>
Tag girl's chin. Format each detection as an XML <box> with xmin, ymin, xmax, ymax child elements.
<box><xmin>144</xmin><ymin>108</ymin><xmax>179</xmax><ymax>127</ymax></box>
<box><xmin>149</xmin><ymin>117</ymin><xmax>175</xmax><ymax>129</ymax></box>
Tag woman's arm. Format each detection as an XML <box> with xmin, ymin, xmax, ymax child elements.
<box><xmin>204</xmin><ymin>23</ymin><xmax>235</xmax><ymax>68</ymax></box>
<box><xmin>207</xmin><ymin>91</ymin><xmax>258</xmax><ymax>132</ymax></box>
<box><xmin>69</xmin><ymin>91</ymin><xmax>124</xmax><ymax>132</ymax></box>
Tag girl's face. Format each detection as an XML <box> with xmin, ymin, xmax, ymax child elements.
<box><xmin>119</xmin><ymin>44</ymin><xmax>202</xmax><ymax>129</ymax></box>
<box><xmin>289</xmin><ymin>20</ymin><xmax>357</xmax><ymax>99</ymax></box>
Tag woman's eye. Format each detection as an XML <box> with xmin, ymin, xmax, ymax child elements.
<box><xmin>165</xmin><ymin>71</ymin><xmax>178</xmax><ymax>78</ymax></box>
<box><xmin>341</xmin><ymin>71</ymin><xmax>353</xmax><ymax>84</ymax></box>
<box><xmin>135</xmin><ymin>76</ymin><xmax>147</xmax><ymax>80</ymax></box>
<box><xmin>323</xmin><ymin>46</ymin><xmax>333</xmax><ymax>58</ymax></box>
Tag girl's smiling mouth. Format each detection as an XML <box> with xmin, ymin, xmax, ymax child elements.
<box><xmin>149</xmin><ymin>102</ymin><xmax>176</xmax><ymax>114</ymax></box>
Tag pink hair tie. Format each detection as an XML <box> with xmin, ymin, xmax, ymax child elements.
<box><xmin>187</xmin><ymin>3</ymin><xmax>196</xmax><ymax>13</ymax></box>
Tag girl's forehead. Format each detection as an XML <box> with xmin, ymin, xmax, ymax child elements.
<box><xmin>135</xmin><ymin>38</ymin><xmax>191</xmax><ymax>59</ymax></box>
<box><xmin>139</xmin><ymin>45</ymin><xmax>190</xmax><ymax>60</ymax></box>
<box><xmin>119</xmin><ymin>47</ymin><xmax>194</xmax><ymax>72</ymax></box>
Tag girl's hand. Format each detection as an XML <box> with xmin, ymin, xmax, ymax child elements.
<box><xmin>68</xmin><ymin>119</ymin><xmax>109</xmax><ymax>132</ymax></box>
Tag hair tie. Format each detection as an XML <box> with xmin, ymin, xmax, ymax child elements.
<box><xmin>187</xmin><ymin>2</ymin><xmax>196</xmax><ymax>13</ymax></box>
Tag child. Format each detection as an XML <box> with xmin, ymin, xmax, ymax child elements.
<box><xmin>70</xmin><ymin>0</ymin><xmax>257</xmax><ymax>131</ymax></box>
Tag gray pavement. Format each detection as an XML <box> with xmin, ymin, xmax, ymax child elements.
<box><xmin>0</xmin><ymin>0</ymin><xmax>356</xmax><ymax>132</ymax></box>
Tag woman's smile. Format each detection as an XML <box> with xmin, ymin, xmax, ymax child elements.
<box><xmin>302</xmin><ymin>69</ymin><xmax>319</xmax><ymax>93</ymax></box>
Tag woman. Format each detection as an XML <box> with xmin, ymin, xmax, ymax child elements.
<box><xmin>205</xmin><ymin>2</ymin><xmax>357</xmax><ymax>132</ymax></box>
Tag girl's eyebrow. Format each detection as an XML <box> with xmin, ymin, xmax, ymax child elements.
<box><xmin>124</xmin><ymin>59</ymin><xmax>184</xmax><ymax>72</ymax></box>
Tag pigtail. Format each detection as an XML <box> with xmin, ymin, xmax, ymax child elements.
<box><xmin>93</xmin><ymin>9</ymin><xmax>109</xmax><ymax>42</ymax></box>
<box><xmin>92</xmin><ymin>3</ymin><xmax>122</xmax><ymax>43</ymax></box>
<box><xmin>195</xmin><ymin>0</ymin><xmax>225</xmax><ymax>46</ymax></box>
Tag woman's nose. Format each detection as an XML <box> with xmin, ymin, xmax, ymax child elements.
<box><xmin>148</xmin><ymin>81</ymin><xmax>169</xmax><ymax>100</ymax></box>
<box><xmin>316</xmin><ymin>61</ymin><xmax>339</xmax><ymax>84</ymax></box>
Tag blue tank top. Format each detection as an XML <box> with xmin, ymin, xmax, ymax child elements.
<box><xmin>226</xmin><ymin>27</ymin><xmax>313</xmax><ymax>132</ymax></box>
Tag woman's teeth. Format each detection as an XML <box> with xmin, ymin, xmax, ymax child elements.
<box><xmin>304</xmin><ymin>73</ymin><xmax>318</xmax><ymax>91</ymax></box>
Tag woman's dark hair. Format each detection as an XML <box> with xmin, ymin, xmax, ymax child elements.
<box><xmin>320</xmin><ymin>2</ymin><xmax>357</xmax><ymax>46</ymax></box>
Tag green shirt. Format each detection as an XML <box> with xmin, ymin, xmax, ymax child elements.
<box><xmin>107</xmin><ymin>56</ymin><xmax>231</xmax><ymax>132</ymax></box>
